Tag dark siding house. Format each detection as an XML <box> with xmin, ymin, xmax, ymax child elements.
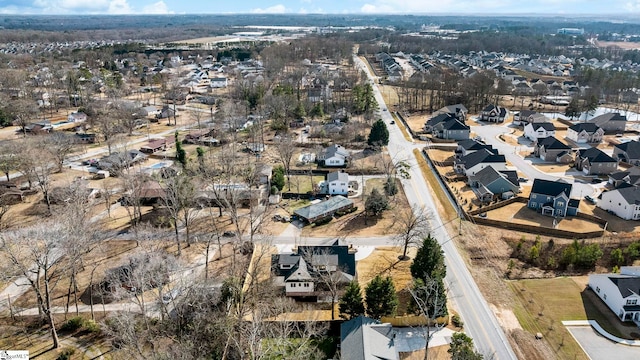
<box><xmin>528</xmin><ymin>179</ymin><xmax>579</xmax><ymax>217</ymax></box>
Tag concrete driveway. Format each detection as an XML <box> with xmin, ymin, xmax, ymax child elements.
<box><xmin>567</xmin><ymin>326</ymin><xmax>640</xmax><ymax>360</ymax></box>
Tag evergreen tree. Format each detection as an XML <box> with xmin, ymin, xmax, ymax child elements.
<box><xmin>410</xmin><ymin>235</ymin><xmax>446</xmax><ymax>282</ymax></box>
<box><xmin>368</xmin><ymin>119</ymin><xmax>389</xmax><ymax>147</ymax></box>
<box><xmin>365</xmin><ymin>188</ymin><xmax>388</xmax><ymax>216</ymax></box>
<box><xmin>272</xmin><ymin>166</ymin><xmax>286</xmax><ymax>191</ymax></box>
<box><xmin>365</xmin><ymin>275</ymin><xmax>398</xmax><ymax>320</ymax></box>
<box><xmin>448</xmin><ymin>332</ymin><xmax>483</xmax><ymax>360</ymax></box>
<box><xmin>339</xmin><ymin>281</ymin><xmax>365</xmax><ymax>320</ymax></box>
<box><xmin>565</xmin><ymin>98</ymin><xmax>581</xmax><ymax>120</ymax></box>
<box><xmin>175</xmin><ymin>131</ymin><xmax>187</xmax><ymax>167</ymax></box>
<box><xmin>310</xmin><ymin>102</ymin><xmax>324</xmax><ymax>119</ymax></box>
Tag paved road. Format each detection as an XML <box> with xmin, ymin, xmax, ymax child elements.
<box><xmin>354</xmin><ymin>55</ymin><xmax>517</xmax><ymax>360</ymax></box>
<box><xmin>471</xmin><ymin>121</ymin><xmax>597</xmax><ymax>197</ymax></box>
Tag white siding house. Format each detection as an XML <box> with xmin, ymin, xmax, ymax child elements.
<box><xmin>524</xmin><ymin>123</ymin><xmax>556</xmax><ymax>141</ymax></box>
<box><xmin>323</xmin><ymin>171</ymin><xmax>349</xmax><ymax>195</ymax></box>
<box><xmin>598</xmin><ymin>187</ymin><xmax>640</xmax><ymax>220</ymax></box>
<box><xmin>589</xmin><ymin>267</ymin><xmax>640</xmax><ymax>323</ymax></box>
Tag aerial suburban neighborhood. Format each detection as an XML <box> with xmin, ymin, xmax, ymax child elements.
<box><xmin>1</xmin><ymin>7</ymin><xmax>640</xmax><ymax>360</ymax></box>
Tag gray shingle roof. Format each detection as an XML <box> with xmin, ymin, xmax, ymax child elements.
<box><xmin>327</xmin><ymin>171</ymin><xmax>349</xmax><ymax>183</ymax></box>
<box><xmin>614</xmin><ymin>186</ymin><xmax>640</xmax><ymax>205</ymax></box>
<box><xmin>608</xmin><ymin>276</ymin><xmax>640</xmax><ymax>298</ymax></box>
<box><xmin>294</xmin><ymin>196</ymin><xmax>354</xmax><ymax>221</ymax></box>
<box><xmin>537</xmin><ymin>136</ymin><xmax>571</xmax><ymax>150</ymax></box>
<box><xmin>578</xmin><ymin>147</ymin><xmax>617</xmax><ymax>163</ymax></box>
<box><xmin>569</xmin><ymin>122</ymin><xmax>601</xmax><ymax>133</ymax></box>
<box><xmin>615</xmin><ymin>141</ymin><xmax>640</xmax><ymax>160</ymax></box>
<box><xmin>530</xmin><ymin>178</ymin><xmax>572</xmax><ymax>197</ymax></box>
<box><xmin>457</xmin><ymin>148</ymin><xmax>506</xmax><ymax>169</ymax></box>
<box><xmin>340</xmin><ymin>316</ymin><xmax>398</xmax><ymax>360</ymax></box>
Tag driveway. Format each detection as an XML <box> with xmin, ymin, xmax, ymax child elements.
<box><xmin>471</xmin><ymin>122</ymin><xmax>596</xmax><ymax>197</ymax></box>
<box><xmin>566</xmin><ymin>326</ymin><xmax>640</xmax><ymax>360</ymax></box>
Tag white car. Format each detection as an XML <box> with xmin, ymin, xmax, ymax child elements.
<box><xmin>162</xmin><ymin>288</ymin><xmax>181</xmax><ymax>304</ymax></box>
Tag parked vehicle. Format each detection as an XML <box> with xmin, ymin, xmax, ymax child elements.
<box><xmin>584</xmin><ymin>195</ymin><xmax>597</xmax><ymax>204</ymax></box>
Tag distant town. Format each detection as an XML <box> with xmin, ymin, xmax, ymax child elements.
<box><xmin>1</xmin><ymin>13</ymin><xmax>640</xmax><ymax>360</ymax></box>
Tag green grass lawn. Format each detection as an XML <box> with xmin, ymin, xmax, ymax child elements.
<box><xmin>508</xmin><ymin>277</ymin><xmax>639</xmax><ymax>360</ymax></box>
<box><xmin>509</xmin><ymin>277</ymin><xmax>589</xmax><ymax>360</ymax></box>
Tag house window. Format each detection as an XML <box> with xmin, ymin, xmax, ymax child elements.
<box><xmin>627</xmin><ymin>299</ymin><xmax>638</xmax><ymax>305</ymax></box>
<box><xmin>596</xmin><ymin>286</ymin><xmax>600</xmax><ymax>293</ymax></box>
<box><xmin>604</xmin><ymin>294</ymin><xmax>607</xmax><ymax>300</ymax></box>
<box><xmin>558</xmin><ymin>202</ymin><xmax>564</xmax><ymax>207</ymax></box>
<box><xmin>291</xmin><ymin>283</ymin><xmax>296</xmax><ymax>288</ymax></box>
<box><xmin>304</xmin><ymin>283</ymin><xmax>310</xmax><ymax>287</ymax></box>
<box><xmin>531</xmin><ymin>194</ymin><xmax>537</xmax><ymax>199</ymax></box>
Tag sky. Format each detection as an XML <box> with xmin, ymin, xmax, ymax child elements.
<box><xmin>1</xmin><ymin>0</ymin><xmax>640</xmax><ymax>15</ymax></box>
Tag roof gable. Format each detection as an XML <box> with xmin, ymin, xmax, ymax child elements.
<box><xmin>530</xmin><ymin>178</ymin><xmax>573</xmax><ymax>197</ymax></box>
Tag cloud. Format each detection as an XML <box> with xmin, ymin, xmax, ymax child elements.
<box><xmin>142</xmin><ymin>1</ymin><xmax>172</xmax><ymax>14</ymax></box>
<box><xmin>107</xmin><ymin>0</ymin><xmax>133</xmax><ymax>14</ymax></box>
<box><xmin>251</xmin><ymin>4</ymin><xmax>287</xmax><ymax>14</ymax></box>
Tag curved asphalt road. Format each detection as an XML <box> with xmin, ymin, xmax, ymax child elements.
<box><xmin>354</xmin><ymin>55</ymin><xmax>518</xmax><ymax>360</ymax></box>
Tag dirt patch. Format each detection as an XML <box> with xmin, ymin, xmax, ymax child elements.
<box><xmin>491</xmin><ymin>304</ymin><xmax>522</xmax><ymax>332</ymax></box>
<box><xmin>301</xmin><ymin>178</ymin><xmax>411</xmax><ymax>238</ymax></box>
<box><xmin>483</xmin><ymin>202</ymin><xmax>604</xmax><ymax>233</ymax></box>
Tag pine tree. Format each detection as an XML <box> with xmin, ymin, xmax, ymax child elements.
<box><xmin>365</xmin><ymin>188</ymin><xmax>388</xmax><ymax>216</ymax></box>
<box><xmin>410</xmin><ymin>235</ymin><xmax>446</xmax><ymax>282</ymax></box>
<box><xmin>368</xmin><ymin>119</ymin><xmax>389</xmax><ymax>147</ymax></box>
<box><xmin>448</xmin><ymin>332</ymin><xmax>483</xmax><ymax>360</ymax></box>
<box><xmin>175</xmin><ymin>131</ymin><xmax>187</xmax><ymax>167</ymax></box>
<box><xmin>365</xmin><ymin>275</ymin><xmax>398</xmax><ymax>320</ymax></box>
<box><xmin>339</xmin><ymin>281</ymin><xmax>365</xmax><ymax>320</ymax></box>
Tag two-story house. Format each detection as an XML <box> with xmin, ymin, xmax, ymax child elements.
<box><xmin>455</xmin><ymin>139</ymin><xmax>495</xmax><ymax>159</ymax></box>
<box><xmin>433</xmin><ymin>118</ymin><xmax>470</xmax><ymax>140</ymax></box>
<box><xmin>575</xmin><ymin>147</ymin><xmax>618</xmax><ymax>175</ymax></box>
<box><xmin>533</xmin><ymin>137</ymin><xmax>573</xmax><ymax>163</ymax></box>
<box><xmin>608</xmin><ymin>167</ymin><xmax>640</xmax><ymax>188</ymax></box>
<box><xmin>321</xmin><ymin>171</ymin><xmax>350</xmax><ymax>195</ymax></box>
<box><xmin>524</xmin><ymin>122</ymin><xmax>556</xmax><ymax>141</ymax></box>
<box><xmin>566</xmin><ymin>123</ymin><xmax>604</xmax><ymax>144</ymax></box>
<box><xmin>614</xmin><ymin>140</ymin><xmax>640</xmax><ymax>166</ymax></box>
<box><xmin>271</xmin><ymin>240</ymin><xmax>356</xmax><ymax>299</ymax></box>
<box><xmin>468</xmin><ymin>167</ymin><xmax>520</xmax><ymax>203</ymax></box>
<box><xmin>527</xmin><ymin>178</ymin><xmax>580</xmax><ymax>217</ymax></box>
<box><xmin>512</xmin><ymin>110</ymin><xmax>537</xmax><ymax>126</ymax></box>
<box><xmin>589</xmin><ymin>267</ymin><xmax>640</xmax><ymax>323</ymax></box>
<box><xmin>454</xmin><ymin>148</ymin><xmax>507</xmax><ymax>177</ymax></box>
<box><xmin>479</xmin><ymin>104</ymin><xmax>508</xmax><ymax>123</ymax></box>
<box><xmin>598</xmin><ymin>186</ymin><xmax>640</xmax><ymax>220</ymax></box>
<box><xmin>588</xmin><ymin>112</ymin><xmax>627</xmax><ymax>134</ymax></box>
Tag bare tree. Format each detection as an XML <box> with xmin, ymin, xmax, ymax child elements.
<box><xmin>15</xmin><ymin>138</ymin><xmax>55</xmax><ymax>214</ymax></box>
<box><xmin>160</xmin><ymin>171</ymin><xmax>199</xmax><ymax>255</ymax></box>
<box><xmin>395</xmin><ymin>205</ymin><xmax>432</xmax><ymax>260</ymax></box>
<box><xmin>42</xmin><ymin>132</ymin><xmax>75</xmax><ymax>173</ymax></box>
<box><xmin>408</xmin><ymin>277</ymin><xmax>449</xmax><ymax>360</ymax></box>
<box><xmin>0</xmin><ymin>222</ymin><xmax>70</xmax><ymax>349</ymax></box>
<box><xmin>275</xmin><ymin>134</ymin><xmax>297</xmax><ymax>190</ymax></box>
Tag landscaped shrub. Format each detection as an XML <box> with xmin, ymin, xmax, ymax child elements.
<box><xmin>314</xmin><ymin>217</ymin><xmax>333</xmax><ymax>226</ymax></box>
<box><xmin>56</xmin><ymin>348</ymin><xmax>75</xmax><ymax>360</ymax></box>
<box><xmin>452</xmin><ymin>314</ymin><xmax>463</xmax><ymax>328</ymax></box>
<box><xmin>61</xmin><ymin>316</ymin><xmax>84</xmax><ymax>332</ymax></box>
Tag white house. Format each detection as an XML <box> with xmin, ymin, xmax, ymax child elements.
<box><xmin>68</xmin><ymin>112</ymin><xmax>87</xmax><ymax>123</ymax></box>
<box><xmin>598</xmin><ymin>186</ymin><xmax>640</xmax><ymax>220</ymax></box>
<box><xmin>318</xmin><ymin>144</ymin><xmax>349</xmax><ymax>167</ymax></box>
<box><xmin>210</xmin><ymin>77</ymin><xmax>228</xmax><ymax>88</ymax></box>
<box><xmin>524</xmin><ymin>122</ymin><xmax>556</xmax><ymax>141</ymax></box>
<box><xmin>566</xmin><ymin>123</ymin><xmax>604</xmax><ymax>144</ymax></box>
<box><xmin>589</xmin><ymin>267</ymin><xmax>640</xmax><ymax>323</ymax></box>
<box><xmin>323</xmin><ymin>171</ymin><xmax>349</xmax><ymax>195</ymax></box>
